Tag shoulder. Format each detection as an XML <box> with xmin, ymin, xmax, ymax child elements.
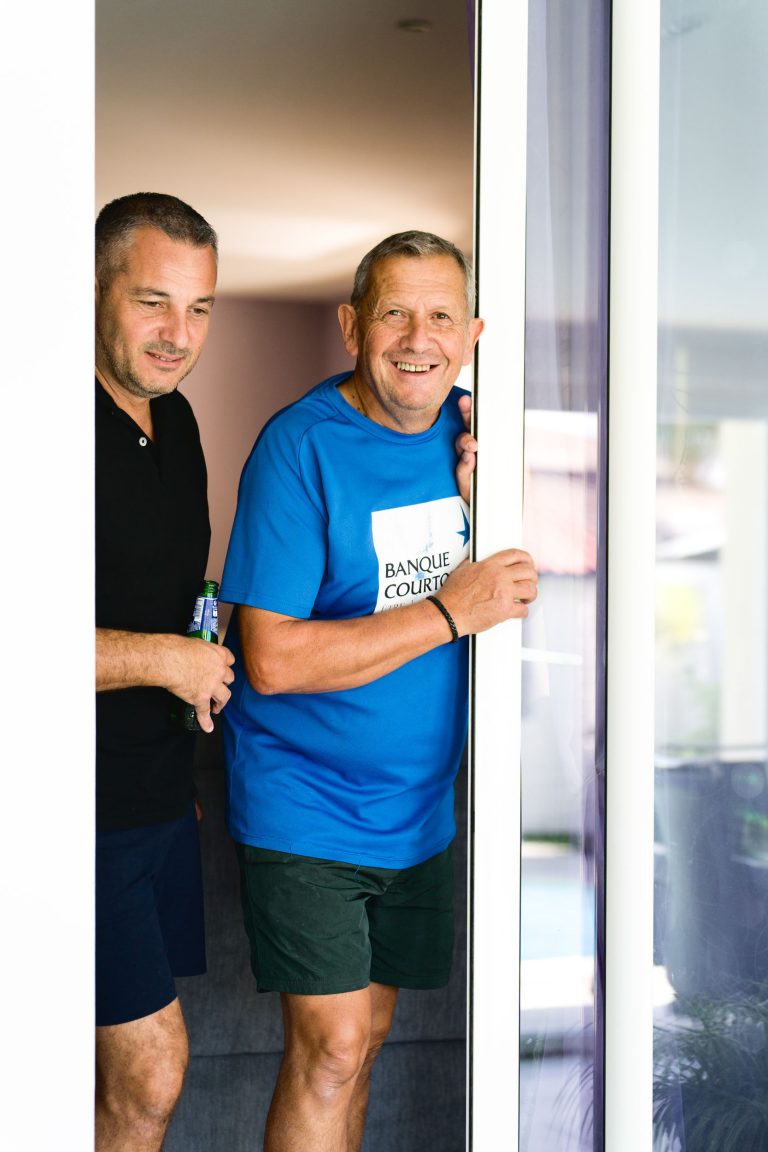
<box><xmin>440</xmin><ymin>385</ymin><xmax>471</xmax><ymax>435</ymax></box>
<box><xmin>160</xmin><ymin>388</ymin><xmax>197</xmax><ymax>423</ymax></box>
<box><xmin>95</xmin><ymin>379</ymin><xmax>118</xmax><ymax>430</ymax></box>
<box><xmin>257</xmin><ymin>375</ymin><xmax>349</xmax><ymax>453</ymax></box>
<box><xmin>449</xmin><ymin>384</ymin><xmax>471</xmax><ymax>406</ymax></box>
<box><xmin>152</xmin><ymin>389</ymin><xmax>202</xmax><ymax>445</ymax></box>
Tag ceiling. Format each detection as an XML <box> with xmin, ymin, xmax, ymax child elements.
<box><xmin>96</xmin><ymin>0</ymin><xmax>476</xmax><ymax>300</ymax></box>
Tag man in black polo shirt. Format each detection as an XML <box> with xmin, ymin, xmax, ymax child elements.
<box><xmin>94</xmin><ymin>193</ymin><xmax>235</xmax><ymax>1151</ymax></box>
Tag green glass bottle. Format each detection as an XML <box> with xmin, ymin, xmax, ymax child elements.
<box><xmin>183</xmin><ymin>579</ymin><xmax>220</xmax><ymax>732</ymax></box>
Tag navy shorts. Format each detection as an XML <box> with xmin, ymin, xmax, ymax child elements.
<box><xmin>96</xmin><ymin>803</ymin><xmax>206</xmax><ymax>1026</ymax></box>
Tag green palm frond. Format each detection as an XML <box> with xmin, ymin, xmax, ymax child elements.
<box><xmin>653</xmin><ymin>983</ymin><xmax>768</xmax><ymax>1151</ymax></box>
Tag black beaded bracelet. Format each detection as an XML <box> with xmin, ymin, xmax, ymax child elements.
<box><xmin>426</xmin><ymin>594</ymin><xmax>459</xmax><ymax>642</ymax></box>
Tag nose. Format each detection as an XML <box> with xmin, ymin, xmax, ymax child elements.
<box><xmin>400</xmin><ymin>315</ymin><xmax>432</xmax><ymax>353</ymax></box>
<box><xmin>157</xmin><ymin>307</ymin><xmax>190</xmax><ymax>351</ymax></box>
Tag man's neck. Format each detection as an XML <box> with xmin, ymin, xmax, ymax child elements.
<box><xmin>96</xmin><ymin>368</ymin><xmax>154</xmax><ymax>439</ymax></box>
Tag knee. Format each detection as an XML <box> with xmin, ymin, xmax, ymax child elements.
<box><xmin>364</xmin><ymin>992</ymin><xmax>396</xmax><ymax>1068</ymax></box>
<box><xmin>98</xmin><ymin>1045</ymin><xmax>188</xmax><ymax>1131</ymax></box>
<box><xmin>368</xmin><ymin>1010</ymin><xmax>394</xmax><ymax>1056</ymax></box>
<box><xmin>357</xmin><ymin>1023</ymin><xmax>390</xmax><ymax>1080</ymax></box>
<box><xmin>293</xmin><ymin>1021</ymin><xmax>370</xmax><ymax>1097</ymax></box>
<box><xmin>132</xmin><ymin>1051</ymin><xmax>188</xmax><ymax>1123</ymax></box>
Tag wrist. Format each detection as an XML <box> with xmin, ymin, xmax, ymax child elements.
<box><xmin>426</xmin><ymin>594</ymin><xmax>459</xmax><ymax>643</ymax></box>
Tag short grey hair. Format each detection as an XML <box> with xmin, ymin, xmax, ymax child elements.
<box><xmin>95</xmin><ymin>192</ymin><xmax>218</xmax><ymax>288</ymax></box>
<box><xmin>351</xmin><ymin>231</ymin><xmax>476</xmax><ymax>316</ymax></box>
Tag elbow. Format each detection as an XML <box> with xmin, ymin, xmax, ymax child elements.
<box><xmin>244</xmin><ymin>653</ymin><xmax>292</xmax><ymax>696</ymax></box>
<box><xmin>239</xmin><ymin>617</ymin><xmax>306</xmax><ymax>695</ymax></box>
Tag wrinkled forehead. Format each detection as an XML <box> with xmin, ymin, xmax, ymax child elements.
<box><xmin>364</xmin><ymin>253</ymin><xmax>468</xmax><ymax>309</ymax></box>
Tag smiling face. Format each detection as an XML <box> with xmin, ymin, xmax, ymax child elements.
<box><xmin>95</xmin><ymin>225</ymin><xmax>217</xmax><ymax>408</ymax></box>
<box><xmin>338</xmin><ymin>254</ymin><xmax>483</xmax><ymax>433</ymax></box>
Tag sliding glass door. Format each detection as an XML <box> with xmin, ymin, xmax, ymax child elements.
<box><xmin>652</xmin><ymin>3</ymin><xmax>768</xmax><ymax>1148</ymax></box>
<box><xmin>517</xmin><ymin>3</ymin><xmax>609</xmax><ymax>1149</ymax></box>
<box><xmin>473</xmin><ymin>1</ymin><xmax>766</xmax><ymax>1150</ymax></box>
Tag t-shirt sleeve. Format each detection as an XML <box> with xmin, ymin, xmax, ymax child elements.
<box><xmin>220</xmin><ymin>415</ymin><xmax>327</xmax><ymax>618</ymax></box>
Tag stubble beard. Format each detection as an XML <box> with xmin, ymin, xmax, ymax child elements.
<box><xmin>96</xmin><ymin>328</ymin><xmax>195</xmax><ymax>401</ymax></box>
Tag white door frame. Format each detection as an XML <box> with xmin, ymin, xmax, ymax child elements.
<box><xmin>470</xmin><ymin>1</ymin><xmax>529</xmax><ymax>1147</ymax></box>
<box><xmin>604</xmin><ymin>1</ymin><xmax>659</xmax><ymax>1148</ymax></box>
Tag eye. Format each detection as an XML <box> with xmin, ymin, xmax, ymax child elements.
<box><xmin>432</xmin><ymin>312</ymin><xmax>452</xmax><ymax>322</ymax></box>
<box><xmin>190</xmin><ymin>306</ymin><xmax>211</xmax><ymax>318</ymax></box>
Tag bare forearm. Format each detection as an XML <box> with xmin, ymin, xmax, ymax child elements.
<box><xmin>241</xmin><ymin>600</ymin><xmax>454</xmax><ymax>695</ymax></box>
<box><xmin>242</xmin><ymin>548</ymin><xmax>538</xmax><ymax>697</ymax></box>
<box><xmin>96</xmin><ymin>628</ymin><xmax>179</xmax><ymax>692</ymax></box>
<box><xmin>96</xmin><ymin>627</ymin><xmax>235</xmax><ymax>733</ymax></box>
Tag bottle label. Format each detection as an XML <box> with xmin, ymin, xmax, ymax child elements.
<box><xmin>186</xmin><ymin>595</ymin><xmax>219</xmax><ymax>639</ymax></box>
<box><xmin>180</xmin><ymin>587</ymin><xmax>219</xmax><ymax>732</ymax></box>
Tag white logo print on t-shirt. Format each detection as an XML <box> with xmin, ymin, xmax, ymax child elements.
<box><xmin>371</xmin><ymin>496</ymin><xmax>470</xmax><ymax>612</ymax></box>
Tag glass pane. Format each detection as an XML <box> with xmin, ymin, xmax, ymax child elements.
<box><xmin>519</xmin><ymin>2</ymin><xmax>609</xmax><ymax>1148</ymax></box>
<box><xmin>653</xmin><ymin>2</ymin><xmax>768</xmax><ymax>1149</ymax></box>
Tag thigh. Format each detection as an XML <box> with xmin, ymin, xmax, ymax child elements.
<box><xmin>236</xmin><ymin>846</ymin><xmax>387</xmax><ymax>995</ymax></box>
<box><xmin>96</xmin><ymin>996</ymin><xmax>188</xmax><ymax>1095</ymax></box>
<box><xmin>280</xmin><ymin>986</ymin><xmax>372</xmax><ymax>1050</ymax></box>
<box><xmin>96</xmin><ymin>807</ymin><xmax>205</xmax><ymax>1026</ymax></box>
<box><xmin>368</xmin><ymin>846</ymin><xmax>455</xmax><ymax>990</ymax></box>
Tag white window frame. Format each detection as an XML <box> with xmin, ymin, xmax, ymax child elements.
<box><xmin>604</xmin><ymin>2</ymin><xmax>659</xmax><ymax>1149</ymax></box>
<box><xmin>470</xmin><ymin>1</ymin><xmax>529</xmax><ymax>1147</ymax></box>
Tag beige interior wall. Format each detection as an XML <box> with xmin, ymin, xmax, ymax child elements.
<box><xmin>181</xmin><ymin>296</ymin><xmax>354</xmax><ymax>599</ymax></box>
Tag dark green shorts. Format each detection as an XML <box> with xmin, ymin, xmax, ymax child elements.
<box><xmin>235</xmin><ymin>843</ymin><xmax>454</xmax><ymax>995</ymax></box>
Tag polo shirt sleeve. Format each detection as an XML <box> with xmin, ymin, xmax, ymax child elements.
<box><xmin>220</xmin><ymin>413</ymin><xmax>328</xmax><ymax>618</ymax></box>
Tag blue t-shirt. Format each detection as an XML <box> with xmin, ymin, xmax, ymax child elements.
<box><xmin>220</xmin><ymin>373</ymin><xmax>470</xmax><ymax>868</ymax></box>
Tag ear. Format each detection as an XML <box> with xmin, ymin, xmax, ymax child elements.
<box><xmin>338</xmin><ymin>304</ymin><xmax>360</xmax><ymax>358</ymax></box>
<box><xmin>462</xmin><ymin>317</ymin><xmax>485</xmax><ymax>365</ymax></box>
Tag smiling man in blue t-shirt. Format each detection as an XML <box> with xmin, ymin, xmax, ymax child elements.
<box><xmin>220</xmin><ymin>231</ymin><xmax>538</xmax><ymax>1152</ymax></box>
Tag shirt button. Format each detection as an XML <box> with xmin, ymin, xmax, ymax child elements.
<box><xmin>139</xmin><ymin>436</ymin><xmax>148</xmax><ymax>447</ymax></box>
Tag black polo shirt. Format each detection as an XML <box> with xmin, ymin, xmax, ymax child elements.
<box><xmin>95</xmin><ymin>380</ymin><xmax>211</xmax><ymax>831</ymax></box>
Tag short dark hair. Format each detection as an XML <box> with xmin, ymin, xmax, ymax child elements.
<box><xmin>95</xmin><ymin>192</ymin><xmax>218</xmax><ymax>286</ymax></box>
<box><xmin>351</xmin><ymin>231</ymin><xmax>476</xmax><ymax>315</ymax></box>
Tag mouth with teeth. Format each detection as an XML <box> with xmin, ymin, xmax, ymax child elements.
<box><xmin>395</xmin><ymin>361</ymin><xmax>432</xmax><ymax>373</ymax></box>
<box><xmin>148</xmin><ymin>352</ymin><xmax>182</xmax><ymax>364</ymax></box>
<box><xmin>144</xmin><ymin>344</ymin><xmax>188</xmax><ymax>369</ymax></box>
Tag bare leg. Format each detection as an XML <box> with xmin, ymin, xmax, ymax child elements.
<box><xmin>265</xmin><ymin>985</ymin><xmax>397</xmax><ymax>1152</ymax></box>
<box><xmin>347</xmin><ymin>984</ymin><xmax>398</xmax><ymax>1152</ymax></box>
<box><xmin>95</xmin><ymin>998</ymin><xmax>188</xmax><ymax>1152</ymax></box>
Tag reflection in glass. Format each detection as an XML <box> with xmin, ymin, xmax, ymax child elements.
<box><xmin>518</xmin><ymin>2</ymin><xmax>609</xmax><ymax>1148</ymax></box>
<box><xmin>653</xmin><ymin>2</ymin><xmax>768</xmax><ymax>1149</ymax></box>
